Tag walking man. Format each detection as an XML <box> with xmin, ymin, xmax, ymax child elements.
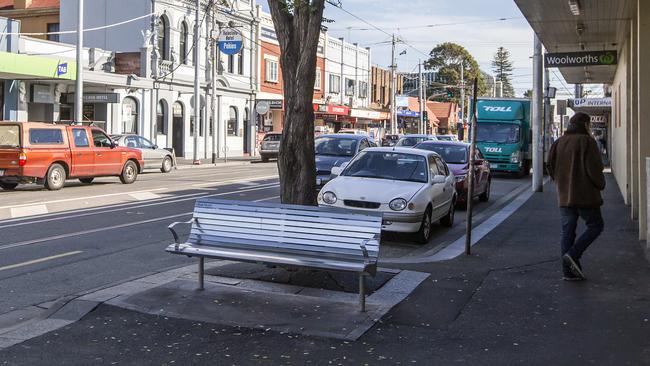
<box><xmin>548</xmin><ymin>112</ymin><xmax>605</xmax><ymax>281</ymax></box>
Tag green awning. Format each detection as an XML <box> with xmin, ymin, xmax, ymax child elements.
<box><xmin>0</xmin><ymin>52</ymin><xmax>77</xmax><ymax>81</ymax></box>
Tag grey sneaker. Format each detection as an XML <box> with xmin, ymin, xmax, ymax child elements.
<box><xmin>563</xmin><ymin>254</ymin><xmax>585</xmax><ymax>279</ymax></box>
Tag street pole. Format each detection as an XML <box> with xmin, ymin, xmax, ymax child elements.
<box><xmin>465</xmin><ymin>77</ymin><xmax>479</xmax><ymax>256</ymax></box>
<box><xmin>459</xmin><ymin>61</ymin><xmax>465</xmax><ymax>138</ymax></box>
<box><xmin>390</xmin><ymin>34</ymin><xmax>397</xmax><ymax>135</ymax></box>
<box><xmin>339</xmin><ymin>37</ymin><xmax>345</xmax><ymax>106</ymax></box>
<box><xmin>74</xmin><ymin>0</ymin><xmax>84</xmax><ymax>124</ymax></box>
<box><xmin>418</xmin><ymin>61</ymin><xmax>424</xmax><ymax>134</ymax></box>
<box><xmin>544</xmin><ymin>68</ymin><xmax>550</xmax><ymax>163</ymax></box>
<box><xmin>532</xmin><ymin>34</ymin><xmax>544</xmax><ymax>192</ymax></box>
<box><xmin>193</xmin><ymin>0</ymin><xmax>201</xmax><ymax>164</ymax></box>
<box><xmin>211</xmin><ymin>7</ymin><xmax>217</xmax><ymax>163</ymax></box>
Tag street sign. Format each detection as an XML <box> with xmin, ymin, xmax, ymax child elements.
<box><xmin>218</xmin><ymin>28</ymin><xmax>243</xmax><ymax>55</ymax></box>
<box><xmin>545</xmin><ymin>50</ymin><xmax>617</xmax><ymax>67</ymax></box>
<box><xmin>255</xmin><ymin>101</ymin><xmax>270</xmax><ymax>115</ymax></box>
<box><xmin>569</xmin><ymin>98</ymin><xmax>612</xmax><ymax>108</ymax></box>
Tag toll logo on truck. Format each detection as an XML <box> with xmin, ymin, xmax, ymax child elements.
<box><xmin>483</xmin><ymin>106</ymin><xmax>512</xmax><ymax>112</ymax></box>
<box><xmin>484</xmin><ymin>147</ymin><xmax>503</xmax><ymax>153</ymax></box>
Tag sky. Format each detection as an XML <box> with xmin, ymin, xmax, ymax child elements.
<box><xmin>259</xmin><ymin>0</ymin><xmax>582</xmax><ymax>99</ymax></box>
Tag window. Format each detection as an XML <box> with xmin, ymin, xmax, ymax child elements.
<box><xmin>124</xmin><ymin>136</ymin><xmax>139</xmax><ymax>148</ymax></box>
<box><xmin>91</xmin><ymin>129</ymin><xmax>113</xmax><ymax>148</ymax></box>
<box><xmin>265</xmin><ymin>59</ymin><xmax>278</xmax><ymax>82</ymax></box>
<box><xmin>72</xmin><ymin>128</ymin><xmax>89</xmax><ymax>147</ymax></box>
<box><xmin>358</xmin><ymin>81</ymin><xmax>368</xmax><ymax>98</ymax></box>
<box><xmin>314</xmin><ymin>68</ymin><xmax>322</xmax><ymax>90</ymax></box>
<box><xmin>228</xmin><ymin>54</ymin><xmax>234</xmax><ymax>74</ymax></box>
<box><xmin>157</xmin><ymin>101</ymin><xmax>166</xmax><ymax>135</ymax></box>
<box><xmin>179</xmin><ymin>22</ymin><xmax>188</xmax><ymax>65</ymax></box>
<box><xmin>358</xmin><ymin>139</ymin><xmax>370</xmax><ymax>151</ymax></box>
<box><xmin>435</xmin><ymin>157</ymin><xmax>448</xmax><ymax>176</ymax></box>
<box><xmin>0</xmin><ymin>125</ymin><xmax>19</xmax><ymax>148</ymax></box>
<box><xmin>428</xmin><ymin>156</ymin><xmax>440</xmax><ymax>177</ymax></box>
<box><xmin>122</xmin><ymin>97</ymin><xmax>139</xmax><ymax>134</ymax></box>
<box><xmin>47</xmin><ymin>23</ymin><xmax>60</xmax><ymax>42</ymax></box>
<box><xmin>329</xmin><ymin>74</ymin><xmax>341</xmax><ymax>93</ymax></box>
<box><xmin>345</xmin><ymin>78</ymin><xmax>355</xmax><ymax>96</ymax></box>
<box><xmin>237</xmin><ymin>49</ymin><xmax>244</xmax><ymax>75</ymax></box>
<box><xmin>138</xmin><ymin>136</ymin><xmax>155</xmax><ymax>149</ymax></box>
<box><xmin>29</xmin><ymin>129</ymin><xmax>63</xmax><ymax>145</ymax></box>
<box><xmin>157</xmin><ymin>17</ymin><xmax>169</xmax><ymax>61</ymax></box>
<box><xmin>227</xmin><ymin>106</ymin><xmax>238</xmax><ymax>136</ymax></box>
<box><xmin>209</xmin><ymin>117</ymin><xmax>213</xmax><ymax>136</ymax></box>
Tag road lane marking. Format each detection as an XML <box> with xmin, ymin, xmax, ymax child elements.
<box><xmin>10</xmin><ymin>204</ymin><xmax>48</xmax><ymax>218</ymax></box>
<box><xmin>191</xmin><ymin>175</ymin><xmax>278</xmax><ymax>187</ymax></box>
<box><xmin>0</xmin><ymin>185</ymin><xmax>281</xmax><ymax>250</ymax></box>
<box><xmin>0</xmin><ymin>188</ymin><xmax>168</xmax><ymax>210</ymax></box>
<box><xmin>129</xmin><ymin>192</ymin><xmax>161</xmax><ymax>201</ymax></box>
<box><xmin>0</xmin><ymin>251</ymin><xmax>83</xmax><ymax>272</ymax></box>
<box><xmin>254</xmin><ymin>196</ymin><xmax>280</xmax><ymax>202</ymax></box>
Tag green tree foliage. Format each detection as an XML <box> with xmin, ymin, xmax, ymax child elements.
<box><xmin>523</xmin><ymin>89</ymin><xmax>533</xmax><ymax>98</ymax></box>
<box><xmin>425</xmin><ymin>42</ymin><xmax>486</xmax><ymax>98</ymax></box>
<box><xmin>492</xmin><ymin>46</ymin><xmax>516</xmax><ymax>97</ymax></box>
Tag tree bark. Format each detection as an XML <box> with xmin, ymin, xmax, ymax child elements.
<box><xmin>268</xmin><ymin>0</ymin><xmax>325</xmax><ymax>206</ymax></box>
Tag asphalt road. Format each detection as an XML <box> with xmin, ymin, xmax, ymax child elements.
<box><xmin>0</xmin><ymin>163</ymin><xmax>530</xmax><ymax>317</ymax></box>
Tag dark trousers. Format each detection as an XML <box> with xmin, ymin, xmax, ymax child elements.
<box><xmin>560</xmin><ymin>207</ymin><xmax>604</xmax><ymax>276</ymax></box>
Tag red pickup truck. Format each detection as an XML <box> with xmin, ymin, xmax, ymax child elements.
<box><xmin>0</xmin><ymin>122</ymin><xmax>144</xmax><ymax>191</ymax></box>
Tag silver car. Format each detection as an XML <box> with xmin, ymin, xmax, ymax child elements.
<box><xmin>112</xmin><ymin>134</ymin><xmax>174</xmax><ymax>173</ymax></box>
<box><xmin>260</xmin><ymin>132</ymin><xmax>282</xmax><ymax>162</ymax></box>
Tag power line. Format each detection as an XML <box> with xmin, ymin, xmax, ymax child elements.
<box><xmin>0</xmin><ymin>13</ymin><xmax>155</xmax><ymax>36</ymax></box>
<box><xmin>327</xmin><ymin>16</ymin><xmax>524</xmax><ymax>31</ymax></box>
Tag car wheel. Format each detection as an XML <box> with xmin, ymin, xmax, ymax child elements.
<box><xmin>45</xmin><ymin>163</ymin><xmax>66</xmax><ymax>191</ymax></box>
<box><xmin>119</xmin><ymin>161</ymin><xmax>138</xmax><ymax>184</ymax></box>
<box><xmin>0</xmin><ymin>183</ymin><xmax>18</xmax><ymax>190</ymax></box>
<box><xmin>161</xmin><ymin>156</ymin><xmax>173</xmax><ymax>173</ymax></box>
<box><xmin>440</xmin><ymin>201</ymin><xmax>455</xmax><ymax>227</ymax></box>
<box><xmin>479</xmin><ymin>180</ymin><xmax>491</xmax><ymax>202</ymax></box>
<box><xmin>79</xmin><ymin>178</ymin><xmax>94</xmax><ymax>184</ymax></box>
<box><xmin>416</xmin><ymin>208</ymin><xmax>432</xmax><ymax>244</ymax></box>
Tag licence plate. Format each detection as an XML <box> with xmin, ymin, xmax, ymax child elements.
<box><xmin>0</xmin><ymin>169</ymin><xmax>4</xmax><ymax>176</ymax></box>
<box><xmin>490</xmin><ymin>164</ymin><xmax>498</xmax><ymax>169</ymax></box>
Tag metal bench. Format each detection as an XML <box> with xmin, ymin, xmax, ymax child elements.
<box><xmin>166</xmin><ymin>198</ymin><xmax>382</xmax><ymax>311</ymax></box>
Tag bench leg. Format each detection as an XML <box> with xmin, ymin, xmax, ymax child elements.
<box><xmin>359</xmin><ymin>273</ymin><xmax>366</xmax><ymax>312</ymax></box>
<box><xmin>198</xmin><ymin>257</ymin><xmax>205</xmax><ymax>291</ymax></box>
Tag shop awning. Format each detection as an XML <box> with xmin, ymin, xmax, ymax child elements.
<box><xmin>0</xmin><ymin>52</ymin><xmax>77</xmax><ymax>81</ymax></box>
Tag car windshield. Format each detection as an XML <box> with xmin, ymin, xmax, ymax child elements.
<box><xmin>0</xmin><ymin>125</ymin><xmax>20</xmax><ymax>148</ymax></box>
<box><xmin>416</xmin><ymin>144</ymin><xmax>468</xmax><ymax>164</ymax></box>
<box><xmin>343</xmin><ymin>151</ymin><xmax>428</xmax><ymax>183</ymax></box>
<box><xmin>476</xmin><ymin>123</ymin><xmax>521</xmax><ymax>144</ymax></box>
<box><xmin>385</xmin><ymin>135</ymin><xmax>399</xmax><ymax>141</ymax></box>
<box><xmin>436</xmin><ymin>135</ymin><xmax>454</xmax><ymax>141</ymax></box>
<box><xmin>263</xmin><ymin>134</ymin><xmax>281</xmax><ymax>142</ymax></box>
<box><xmin>315</xmin><ymin>137</ymin><xmax>358</xmax><ymax>157</ymax></box>
<box><xmin>396</xmin><ymin>136</ymin><xmax>428</xmax><ymax>147</ymax></box>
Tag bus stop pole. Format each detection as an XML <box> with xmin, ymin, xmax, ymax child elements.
<box><xmin>465</xmin><ymin>78</ymin><xmax>479</xmax><ymax>256</ymax></box>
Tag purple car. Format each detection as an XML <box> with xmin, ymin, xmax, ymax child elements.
<box><xmin>414</xmin><ymin>140</ymin><xmax>491</xmax><ymax>205</ymax></box>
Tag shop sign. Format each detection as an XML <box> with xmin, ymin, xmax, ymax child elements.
<box><xmin>569</xmin><ymin>98</ymin><xmax>612</xmax><ymax>108</ymax></box>
<box><xmin>257</xmin><ymin>99</ymin><xmax>283</xmax><ymax>110</ymax></box>
<box><xmin>256</xmin><ymin>101</ymin><xmax>270</xmax><ymax>115</ymax></box>
<box><xmin>218</xmin><ymin>28</ymin><xmax>243</xmax><ymax>56</ymax></box>
<box><xmin>397</xmin><ymin>110</ymin><xmax>420</xmax><ymax>118</ymax></box>
<box><xmin>314</xmin><ymin>104</ymin><xmax>349</xmax><ymax>116</ymax></box>
<box><xmin>0</xmin><ymin>52</ymin><xmax>77</xmax><ymax>80</ymax></box>
<box><xmin>31</xmin><ymin>85</ymin><xmax>53</xmax><ymax>104</ymax></box>
<box><xmin>590</xmin><ymin>115</ymin><xmax>608</xmax><ymax>124</ymax></box>
<box><xmin>350</xmin><ymin>109</ymin><xmax>384</xmax><ymax>120</ymax></box>
<box><xmin>545</xmin><ymin>50</ymin><xmax>617</xmax><ymax>67</ymax></box>
<box><xmin>65</xmin><ymin>93</ymin><xmax>120</xmax><ymax>104</ymax></box>
<box><xmin>396</xmin><ymin>95</ymin><xmax>410</xmax><ymax>108</ymax></box>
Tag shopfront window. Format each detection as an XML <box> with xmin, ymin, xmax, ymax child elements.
<box><xmin>158</xmin><ymin>16</ymin><xmax>170</xmax><ymax>61</ymax></box>
<box><xmin>157</xmin><ymin>101</ymin><xmax>167</xmax><ymax>135</ymax></box>
<box><xmin>227</xmin><ymin>106</ymin><xmax>238</xmax><ymax>136</ymax></box>
<box><xmin>122</xmin><ymin>97</ymin><xmax>139</xmax><ymax>134</ymax></box>
<box><xmin>180</xmin><ymin>21</ymin><xmax>189</xmax><ymax>65</ymax></box>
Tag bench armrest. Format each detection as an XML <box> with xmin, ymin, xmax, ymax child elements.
<box><xmin>168</xmin><ymin>218</ymin><xmax>196</xmax><ymax>250</ymax></box>
<box><xmin>359</xmin><ymin>234</ymin><xmax>379</xmax><ymax>264</ymax></box>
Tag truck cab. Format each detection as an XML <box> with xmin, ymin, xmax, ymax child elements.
<box><xmin>473</xmin><ymin>99</ymin><xmax>532</xmax><ymax>176</ymax></box>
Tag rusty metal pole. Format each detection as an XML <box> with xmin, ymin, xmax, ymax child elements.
<box><xmin>465</xmin><ymin>78</ymin><xmax>479</xmax><ymax>256</ymax></box>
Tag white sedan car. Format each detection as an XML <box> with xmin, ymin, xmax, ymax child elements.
<box><xmin>318</xmin><ymin>147</ymin><xmax>456</xmax><ymax>243</ymax></box>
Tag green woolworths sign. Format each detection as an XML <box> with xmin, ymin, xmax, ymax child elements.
<box><xmin>0</xmin><ymin>52</ymin><xmax>77</xmax><ymax>80</ymax></box>
<box><xmin>545</xmin><ymin>50</ymin><xmax>617</xmax><ymax>67</ymax></box>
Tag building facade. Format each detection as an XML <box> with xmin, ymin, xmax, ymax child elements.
<box><xmin>0</xmin><ymin>0</ymin><xmax>60</xmax><ymax>42</ymax></box>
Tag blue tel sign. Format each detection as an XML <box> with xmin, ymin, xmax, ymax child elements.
<box><xmin>57</xmin><ymin>62</ymin><xmax>68</xmax><ymax>77</ymax></box>
<box><xmin>218</xmin><ymin>28</ymin><xmax>243</xmax><ymax>55</ymax></box>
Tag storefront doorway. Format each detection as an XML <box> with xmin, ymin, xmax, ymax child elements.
<box><xmin>243</xmin><ymin>108</ymin><xmax>250</xmax><ymax>154</ymax></box>
<box><xmin>172</xmin><ymin>102</ymin><xmax>184</xmax><ymax>157</ymax></box>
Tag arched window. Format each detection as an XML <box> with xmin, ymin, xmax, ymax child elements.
<box><xmin>157</xmin><ymin>16</ymin><xmax>169</xmax><ymax>61</ymax></box>
<box><xmin>122</xmin><ymin>97</ymin><xmax>139</xmax><ymax>134</ymax></box>
<box><xmin>156</xmin><ymin>100</ymin><xmax>167</xmax><ymax>135</ymax></box>
<box><xmin>227</xmin><ymin>106</ymin><xmax>238</xmax><ymax>136</ymax></box>
<box><xmin>179</xmin><ymin>21</ymin><xmax>188</xmax><ymax>65</ymax></box>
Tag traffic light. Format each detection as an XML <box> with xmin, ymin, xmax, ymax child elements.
<box><xmin>446</xmin><ymin>88</ymin><xmax>454</xmax><ymax>98</ymax></box>
<box><xmin>423</xmin><ymin>111</ymin><xmax>428</xmax><ymax>122</ymax></box>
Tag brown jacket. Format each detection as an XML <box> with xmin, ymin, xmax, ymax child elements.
<box><xmin>548</xmin><ymin>131</ymin><xmax>605</xmax><ymax>208</ymax></box>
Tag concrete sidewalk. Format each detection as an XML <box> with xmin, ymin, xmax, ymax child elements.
<box><xmin>0</xmin><ymin>175</ymin><xmax>648</xmax><ymax>365</ymax></box>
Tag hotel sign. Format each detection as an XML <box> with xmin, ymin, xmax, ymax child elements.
<box><xmin>545</xmin><ymin>50</ymin><xmax>617</xmax><ymax>67</ymax></box>
<box><xmin>569</xmin><ymin>98</ymin><xmax>612</xmax><ymax>108</ymax></box>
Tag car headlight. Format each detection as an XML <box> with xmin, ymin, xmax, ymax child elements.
<box><xmin>510</xmin><ymin>151</ymin><xmax>521</xmax><ymax>163</ymax></box>
<box><xmin>389</xmin><ymin>198</ymin><xmax>407</xmax><ymax>211</ymax></box>
<box><xmin>322</xmin><ymin>191</ymin><xmax>337</xmax><ymax>204</ymax></box>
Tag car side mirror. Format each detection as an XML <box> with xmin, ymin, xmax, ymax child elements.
<box><xmin>152</xmin><ymin>145</ymin><xmax>158</xmax><ymax>150</ymax></box>
<box><xmin>110</xmin><ymin>141</ymin><xmax>117</xmax><ymax>149</ymax></box>
<box><xmin>331</xmin><ymin>166</ymin><xmax>343</xmax><ymax>177</ymax></box>
<box><xmin>432</xmin><ymin>175</ymin><xmax>446</xmax><ymax>184</ymax></box>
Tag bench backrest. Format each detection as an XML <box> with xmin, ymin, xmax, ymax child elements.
<box><xmin>189</xmin><ymin>199</ymin><xmax>382</xmax><ymax>264</ymax></box>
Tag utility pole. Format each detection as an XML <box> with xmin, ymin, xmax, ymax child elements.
<box><xmin>390</xmin><ymin>34</ymin><xmax>397</xmax><ymax>135</ymax></box>
<box><xmin>193</xmin><ymin>0</ymin><xmax>201</xmax><ymax>164</ymax></box>
<box><xmin>339</xmin><ymin>37</ymin><xmax>345</xmax><ymax>106</ymax></box>
<box><xmin>465</xmin><ymin>77</ymin><xmax>479</xmax><ymax>256</ymax></box>
<box><xmin>74</xmin><ymin>0</ymin><xmax>84</xmax><ymax>123</ymax></box>
<box><xmin>418</xmin><ymin>61</ymin><xmax>424</xmax><ymax>134</ymax></box>
<box><xmin>532</xmin><ymin>34</ymin><xmax>544</xmax><ymax>192</ymax></box>
<box><xmin>210</xmin><ymin>6</ymin><xmax>217</xmax><ymax>163</ymax></box>
<box><xmin>459</xmin><ymin>61</ymin><xmax>465</xmax><ymax>138</ymax></box>
<box><xmin>544</xmin><ymin>68</ymin><xmax>551</xmax><ymax>163</ymax></box>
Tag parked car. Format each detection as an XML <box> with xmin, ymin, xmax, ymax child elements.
<box><xmin>435</xmin><ymin>134</ymin><xmax>459</xmax><ymax>142</ymax></box>
<box><xmin>0</xmin><ymin>122</ymin><xmax>143</xmax><ymax>191</ymax></box>
<box><xmin>395</xmin><ymin>134</ymin><xmax>438</xmax><ymax>147</ymax></box>
<box><xmin>259</xmin><ymin>132</ymin><xmax>282</xmax><ymax>162</ymax></box>
<box><xmin>414</xmin><ymin>140</ymin><xmax>491</xmax><ymax>206</ymax></box>
<box><xmin>111</xmin><ymin>134</ymin><xmax>174</xmax><ymax>173</ymax></box>
<box><xmin>318</xmin><ymin>147</ymin><xmax>456</xmax><ymax>243</ymax></box>
<box><xmin>382</xmin><ymin>134</ymin><xmax>402</xmax><ymax>147</ymax></box>
<box><xmin>315</xmin><ymin>134</ymin><xmax>371</xmax><ymax>190</ymax></box>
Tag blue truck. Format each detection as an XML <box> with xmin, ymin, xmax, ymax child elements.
<box><xmin>470</xmin><ymin>98</ymin><xmax>532</xmax><ymax>176</ymax></box>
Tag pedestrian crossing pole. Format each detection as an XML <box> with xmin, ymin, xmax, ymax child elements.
<box><xmin>74</xmin><ymin>0</ymin><xmax>84</xmax><ymax>124</ymax></box>
<box><xmin>465</xmin><ymin>77</ymin><xmax>479</xmax><ymax>256</ymax></box>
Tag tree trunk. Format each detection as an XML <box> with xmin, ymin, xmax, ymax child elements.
<box><xmin>268</xmin><ymin>0</ymin><xmax>325</xmax><ymax>206</ymax></box>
